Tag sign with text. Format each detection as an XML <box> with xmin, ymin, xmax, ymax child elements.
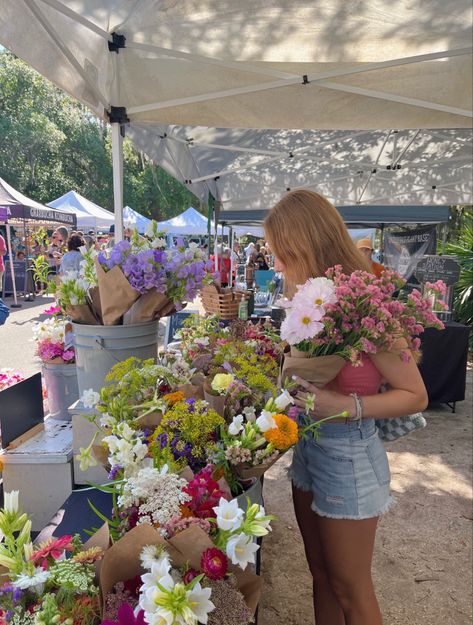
<box><xmin>415</xmin><ymin>255</ymin><xmax>461</xmax><ymax>286</ymax></box>
<box><xmin>383</xmin><ymin>226</ymin><xmax>437</xmax><ymax>281</ymax></box>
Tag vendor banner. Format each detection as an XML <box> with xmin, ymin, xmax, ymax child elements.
<box><xmin>383</xmin><ymin>226</ymin><xmax>437</xmax><ymax>280</ymax></box>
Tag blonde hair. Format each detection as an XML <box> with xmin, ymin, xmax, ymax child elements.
<box><xmin>264</xmin><ymin>189</ymin><xmax>370</xmax><ymax>286</ymax></box>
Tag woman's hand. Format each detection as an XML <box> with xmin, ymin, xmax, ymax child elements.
<box><xmin>292</xmin><ymin>376</ymin><xmax>353</xmax><ymax>420</ymax></box>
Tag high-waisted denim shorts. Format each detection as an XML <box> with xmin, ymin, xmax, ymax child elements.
<box><xmin>290</xmin><ymin>418</ymin><xmax>394</xmax><ymax>520</ymax></box>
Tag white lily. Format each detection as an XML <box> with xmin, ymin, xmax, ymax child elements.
<box><xmin>256</xmin><ymin>410</ymin><xmax>277</xmax><ymax>433</ymax></box>
<box><xmin>274</xmin><ymin>389</ymin><xmax>295</xmax><ymax>411</ymax></box>
<box><xmin>242</xmin><ymin>406</ymin><xmax>257</xmax><ymax>422</ymax></box>
<box><xmin>225</xmin><ymin>533</ymin><xmax>260</xmax><ymax>570</ymax></box>
<box><xmin>186</xmin><ymin>582</ymin><xmax>215</xmax><ymax>624</ymax></box>
<box><xmin>213</xmin><ymin>497</ymin><xmax>244</xmax><ymax>532</ymax></box>
<box><xmin>228</xmin><ymin>414</ymin><xmax>244</xmax><ymax>436</ymax></box>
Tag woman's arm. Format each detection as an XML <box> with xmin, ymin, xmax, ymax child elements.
<box><xmin>294</xmin><ymin>342</ymin><xmax>428</xmax><ymax>420</ymax></box>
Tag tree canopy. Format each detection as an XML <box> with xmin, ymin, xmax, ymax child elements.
<box><xmin>0</xmin><ymin>51</ymin><xmax>198</xmax><ymax>220</ymax></box>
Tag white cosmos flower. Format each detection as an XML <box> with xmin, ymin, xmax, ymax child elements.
<box><xmin>4</xmin><ymin>490</ymin><xmax>19</xmax><ymax>513</ymax></box>
<box><xmin>293</xmin><ymin>276</ymin><xmax>337</xmax><ymax>309</ymax></box>
<box><xmin>228</xmin><ymin>414</ymin><xmax>244</xmax><ymax>436</ymax></box>
<box><xmin>81</xmin><ymin>388</ymin><xmax>100</xmax><ymax>408</ymax></box>
<box><xmin>225</xmin><ymin>533</ymin><xmax>260</xmax><ymax>570</ymax></box>
<box><xmin>273</xmin><ymin>390</ymin><xmax>294</xmax><ymax>411</ymax></box>
<box><xmin>151</xmin><ymin>237</ymin><xmax>167</xmax><ymax>249</ymax></box>
<box><xmin>213</xmin><ymin>497</ymin><xmax>244</xmax><ymax>532</ymax></box>
<box><xmin>280</xmin><ymin>306</ymin><xmax>324</xmax><ymax>345</ymax></box>
<box><xmin>186</xmin><ymin>582</ymin><xmax>215</xmax><ymax>624</ymax></box>
<box><xmin>256</xmin><ymin>410</ymin><xmax>277</xmax><ymax>433</ymax></box>
<box><xmin>242</xmin><ymin>406</ymin><xmax>256</xmax><ymax>422</ymax></box>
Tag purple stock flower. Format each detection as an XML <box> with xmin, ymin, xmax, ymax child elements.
<box><xmin>108</xmin><ymin>465</ymin><xmax>122</xmax><ymax>480</ymax></box>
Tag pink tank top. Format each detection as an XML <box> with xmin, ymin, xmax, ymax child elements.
<box><xmin>330</xmin><ymin>356</ymin><xmax>383</xmax><ymax>397</ymax></box>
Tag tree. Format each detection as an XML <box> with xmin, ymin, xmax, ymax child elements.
<box><xmin>0</xmin><ymin>51</ymin><xmax>198</xmax><ymax>219</ymax></box>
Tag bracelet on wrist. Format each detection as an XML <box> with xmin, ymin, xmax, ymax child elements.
<box><xmin>349</xmin><ymin>393</ymin><xmax>364</xmax><ymax>422</ymax></box>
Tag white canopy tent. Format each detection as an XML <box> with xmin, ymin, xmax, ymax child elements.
<box><xmin>48</xmin><ymin>190</ymin><xmax>114</xmax><ymax>231</ymax></box>
<box><xmin>0</xmin><ymin>1</ymin><xmax>471</xmax><ymax>236</ymax></box>
<box><xmin>157</xmin><ymin>207</ymin><xmax>263</xmax><ymax>238</ymax></box>
<box><xmin>123</xmin><ymin>205</ymin><xmax>151</xmax><ymax>234</ymax></box>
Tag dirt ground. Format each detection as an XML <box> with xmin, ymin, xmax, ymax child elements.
<box><xmin>260</xmin><ymin>369</ymin><xmax>473</xmax><ymax>625</ymax></box>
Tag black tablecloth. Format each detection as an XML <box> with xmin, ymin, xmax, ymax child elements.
<box><xmin>418</xmin><ymin>321</ymin><xmax>470</xmax><ymax>404</ymax></box>
<box><xmin>36</xmin><ymin>488</ymin><xmax>113</xmax><ymax>543</ymax></box>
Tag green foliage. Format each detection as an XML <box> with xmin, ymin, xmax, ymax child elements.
<box><xmin>445</xmin><ymin>209</ymin><xmax>473</xmax><ymax>348</ymax></box>
<box><xmin>0</xmin><ymin>51</ymin><xmax>197</xmax><ymax>219</ymax></box>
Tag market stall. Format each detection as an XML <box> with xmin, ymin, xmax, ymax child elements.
<box><xmin>48</xmin><ymin>190</ymin><xmax>114</xmax><ymax>231</ymax></box>
<box><xmin>0</xmin><ymin>177</ymin><xmax>77</xmax><ymax>299</ymax></box>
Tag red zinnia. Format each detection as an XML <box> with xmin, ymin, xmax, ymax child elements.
<box><xmin>200</xmin><ymin>547</ymin><xmax>228</xmax><ymax>580</ymax></box>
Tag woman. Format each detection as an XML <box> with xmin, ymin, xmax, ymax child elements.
<box><xmin>264</xmin><ymin>190</ymin><xmax>427</xmax><ymax>625</ymax></box>
<box><xmin>60</xmin><ymin>233</ymin><xmax>85</xmax><ymax>274</ymax></box>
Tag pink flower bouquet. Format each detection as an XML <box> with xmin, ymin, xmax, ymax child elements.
<box><xmin>281</xmin><ymin>266</ymin><xmax>446</xmax><ymax>387</ymax></box>
<box><xmin>32</xmin><ymin>317</ymin><xmax>75</xmax><ymax>364</ymax></box>
<box><xmin>0</xmin><ymin>368</ymin><xmax>25</xmax><ymax>392</ymax></box>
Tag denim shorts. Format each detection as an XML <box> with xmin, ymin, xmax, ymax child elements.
<box><xmin>290</xmin><ymin>419</ymin><xmax>394</xmax><ymax>520</ymax></box>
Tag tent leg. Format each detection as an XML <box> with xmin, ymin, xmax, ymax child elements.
<box><xmin>229</xmin><ymin>227</ymin><xmax>234</xmax><ymax>286</ymax></box>
<box><xmin>111</xmin><ymin>122</ymin><xmax>124</xmax><ymax>242</ymax></box>
<box><xmin>6</xmin><ymin>223</ymin><xmax>21</xmax><ymax>308</ymax></box>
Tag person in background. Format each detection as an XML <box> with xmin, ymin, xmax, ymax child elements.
<box><xmin>356</xmin><ymin>238</ymin><xmax>385</xmax><ymax>278</ymax></box>
<box><xmin>60</xmin><ymin>233</ymin><xmax>85</xmax><ymax>274</ymax></box>
<box><xmin>16</xmin><ymin>251</ymin><xmax>26</xmax><ymax>261</ymax></box>
<box><xmin>54</xmin><ymin>226</ymin><xmax>69</xmax><ymax>250</ymax></box>
<box><xmin>0</xmin><ymin>296</ymin><xmax>9</xmax><ymax>325</ymax></box>
<box><xmin>0</xmin><ymin>230</ymin><xmax>6</xmax><ymax>291</ymax></box>
<box><xmin>255</xmin><ymin>246</ymin><xmax>270</xmax><ymax>270</ymax></box>
<box><xmin>244</xmin><ymin>241</ymin><xmax>255</xmax><ymax>260</ymax></box>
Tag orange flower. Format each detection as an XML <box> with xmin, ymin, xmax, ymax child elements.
<box><xmin>163</xmin><ymin>391</ymin><xmax>186</xmax><ymax>406</ymax></box>
<box><xmin>263</xmin><ymin>414</ymin><xmax>299</xmax><ymax>450</ymax></box>
<box><xmin>180</xmin><ymin>505</ymin><xmax>194</xmax><ymax>518</ymax></box>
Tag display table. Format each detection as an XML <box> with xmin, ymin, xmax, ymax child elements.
<box><xmin>0</xmin><ymin>419</ymin><xmax>73</xmax><ymax>530</ymax></box>
<box><xmin>418</xmin><ymin>321</ymin><xmax>470</xmax><ymax>411</ymax></box>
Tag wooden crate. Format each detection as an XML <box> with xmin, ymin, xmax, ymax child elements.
<box><xmin>200</xmin><ymin>285</ymin><xmax>247</xmax><ymax>320</ymax></box>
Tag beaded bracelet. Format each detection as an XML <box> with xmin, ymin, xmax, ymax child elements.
<box><xmin>349</xmin><ymin>392</ymin><xmax>364</xmax><ymax>422</ymax></box>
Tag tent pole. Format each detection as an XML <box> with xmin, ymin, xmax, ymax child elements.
<box><xmin>6</xmin><ymin>223</ymin><xmax>20</xmax><ymax>308</ymax></box>
<box><xmin>111</xmin><ymin>122</ymin><xmax>124</xmax><ymax>242</ymax></box>
<box><xmin>229</xmin><ymin>227</ymin><xmax>235</xmax><ymax>287</ymax></box>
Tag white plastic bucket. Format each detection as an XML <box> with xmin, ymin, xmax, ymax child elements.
<box><xmin>72</xmin><ymin>321</ymin><xmax>159</xmax><ymax>396</ymax></box>
<box><xmin>42</xmin><ymin>363</ymin><xmax>79</xmax><ymax>421</ymax></box>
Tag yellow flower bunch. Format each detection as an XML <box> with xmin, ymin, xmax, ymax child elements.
<box><xmin>211</xmin><ymin>373</ymin><xmax>235</xmax><ymax>395</ymax></box>
<box><xmin>264</xmin><ymin>414</ymin><xmax>299</xmax><ymax>450</ymax></box>
<box><xmin>151</xmin><ymin>400</ymin><xmax>225</xmax><ymax>462</ymax></box>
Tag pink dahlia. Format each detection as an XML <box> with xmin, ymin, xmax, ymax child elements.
<box><xmin>201</xmin><ymin>547</ymin><xmax>228</xmax><ymax>580</ymax></box>
<box><xmin>30</xmin><ymin>534</ymin><xmax>74</xmax><ymax>569</ymax></box>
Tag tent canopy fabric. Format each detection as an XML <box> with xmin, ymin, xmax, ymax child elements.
<box><xmin>127</xmin><ymin>125</ymin><xmax>473</xmax><ymax>212</ymax></box>
<box><xmin>220</xmin><ymin>205</ymin><xmax>451</xmax><ymax>228</ymax></box>
<box><xmin>123</xmin><ymin>205</ymin><xmax>151</xmax><ymax>234</ymax></box>
<box><xmin>0</xmin><ymin>177</ymin><xmax>76</xmax><ymax>227</ymax></box>
<box><xmin>48</xmin><ymin>190</ymin><xmax>114</xmax><ymax>230</ymax></box>
<box><xmin>0</xmin><ymin>1</ymin><xmax>471</xmax><ymax>130</ymax></box>
<box><xmin>157</xmin><ymin>207</ymin><xmax>209</xmax><ymax>236</ymax></box>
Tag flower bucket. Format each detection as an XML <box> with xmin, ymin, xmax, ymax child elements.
<box><xmin>72</xmin><ymin>321</ymin><xmax>159</xmax><ymax>396</ymax></box>
<box><xmin>42</xmin><ymin>362</ymin><xmax>79</xmax><ymax>421</ymax></box>
<box><xmin>236</xmin><ymin>476</ymin><xmax>263</xmax><ymax>508</ymax></box>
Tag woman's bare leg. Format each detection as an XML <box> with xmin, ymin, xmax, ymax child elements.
<box><xmin>292</xmin><ymin>484</ymin><xmax>345</xmax><ymax>625</ymax></box>
<box><xmin>316</xmin><ymin>515</ymin><xmax>383</xmax><ymax>625</ymax></box>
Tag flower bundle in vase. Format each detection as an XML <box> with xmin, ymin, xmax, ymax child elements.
<box><xmin>280</xmin><ymin>267</ymin><xmax>447</xmax><ymax>389</ymax></box>
<box><xmin>32</xmin><ymin>317</ymin><xmax>75</xmax><ymax>364</ymax></box>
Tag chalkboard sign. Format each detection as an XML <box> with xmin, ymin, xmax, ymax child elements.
<box><xmin>164</xmin><ymin>310</ymin><xmax>199</xmax><ymax>347</ymax></box>
<box><xmin>414</xmin><ymin>255</ymin><xmax>461</xmax><ymax>286</ymax></box>
<box><xmin>2</xmin><ymin>260</ymin><xmax>30</xmax><ymax>296</ymax></box>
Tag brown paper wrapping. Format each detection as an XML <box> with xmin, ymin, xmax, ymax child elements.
<box><xmin>134</xmin><ymin>410</ymin><xmax>163</xmax><ymax>429</ymax></box>
<box><xmin>203</xmin><ymin>388</ymin><xmax>227</xmax><ymax>418</ymax></box>
<box><xmin>94</xmin><ymin>258</ymin><xmax>140</xmax><ymax>325</ymax></box>
<box><xmin>235</xmin><ymin>453</ymin><xmax>282</xmax><ymax>481</ymax></box>
<box><xmin>123</xmin><ymin>290</ymin><xmax>172</xmax><ymax>325</ymax></box>
<box><xmin>92</xmin><ymin>443</ymin><xmax>110</xmax><ymax>469</ymax></box>
<box><xmin>65</xmin><ymin>303</ymin><xmax>99</xmax><ymax>325</ymax></box>
<box><xmin>281</xmin><ymin>348</ymin><xmax>345</xmax><ymax>388</ymax></box>
<box><xmin>177</xmin><ymin>382</ymin><xmax>204</xmax><ymax>400</ymax></box>
<box><xmin>99</xmin><ymin>524</ymin><xmax>262</xmax><ymax>616</ymax></box>
<box><xmin>87</xmin><ymin>286</ymin><xmax>103</xmax><ymax>324</ymax></box>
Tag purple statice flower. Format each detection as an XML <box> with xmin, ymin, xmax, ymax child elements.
<box><xmin>156</xmin><ymin>432</ymin><xmax>168</xmax><ymax>449</ymax></box>
<box><xmin>185</xmin><ymin>398</ymin><xmax>196</xmax><ymax>412</ymax></box>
